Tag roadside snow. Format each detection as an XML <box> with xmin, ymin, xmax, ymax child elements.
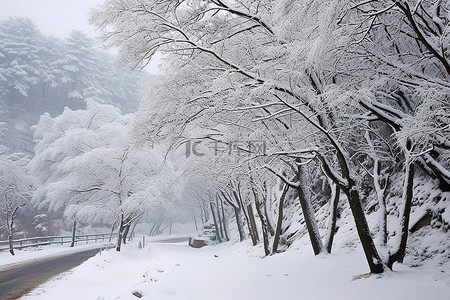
<box><xmin>18</xmin><ymin>236</ymin><xmax>450</xmax><ymax>300</ymax></box>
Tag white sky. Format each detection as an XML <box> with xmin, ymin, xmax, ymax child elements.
<box><xmin>0</xmin><ymin>0</ymin><xmax>106</xmax><ymax>39</ymax></box>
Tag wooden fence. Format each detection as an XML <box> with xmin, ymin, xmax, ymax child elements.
<box><xmin>0</xmin><ymin>233</ymin><xmax>113</xmax><ymax>251</ymax></box>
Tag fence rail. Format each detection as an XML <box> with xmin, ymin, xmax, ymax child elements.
<box><xmin>0</xmin><ymin>233</ymin><xmax>113</xmax><ymax>251</ymax></box>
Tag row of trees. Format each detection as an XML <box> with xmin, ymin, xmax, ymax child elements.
<box><xmin>90</xmin><ymin>0</ymin><xmax>449</xmax><ymax>274</ymax></box>
<box><xmin>0</xmin><ymin>19</ymin><xmax>150</xmax><ymax>253</ymax></box>
<box><xmin>0</xmin><ymin>17</ymin><xmax>144</xmax><ymax>114</ymax></box>
<box><xmin>0</xmin><ymin>17</ymin><xmax>147</xmax><ymax>154</ymax></box>
<box><xmin>2</xmin><ymin>99</ymin><xmax>195</xmax><ymax>254</ymax></box>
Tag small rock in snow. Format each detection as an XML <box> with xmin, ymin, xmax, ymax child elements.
<box><xmin>132</xmin><ymin>290</ymin><xmax>143</xmax><ymax>298</ymax></box>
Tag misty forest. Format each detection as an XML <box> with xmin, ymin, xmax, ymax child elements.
<box><xmin>1</xmin><ymin>0</ymin><xmax>449</xmax><ymax>282</ymax></box>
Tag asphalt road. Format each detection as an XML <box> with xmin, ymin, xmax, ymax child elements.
<box><xmin>0</xmin><ymin>248</ymin><xmax>102</xmax><ymax>300</ymax></box>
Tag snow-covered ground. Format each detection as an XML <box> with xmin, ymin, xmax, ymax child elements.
<box><xmin>10</xmin><ymin>235</ymin><xmax>450</xmax><ymax>300</ymax></box>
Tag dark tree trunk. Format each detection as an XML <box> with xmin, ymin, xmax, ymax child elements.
<box><xmin>194</xmin><ymin>216</ymin><xmax>199</xmax><ymax>232</ymax></box>
<box><xmin>272</xmin><ymin>184</ymin><xmax>289</xmax><ymax>254</ymax></box>
<box><xmin>116</xmin><ymin>215</ymin><xmax>124</xmax><ymax>252</ymax></box>
<box><xmin>220</xmin><ymin>198</ymin><xmax>230</xmax><ymax>241</ymax></box>
<box><xmin>233</xmin><ymin>191</ymin><xmax>245</xmax><ymax>241</ymax></box>
<box><xmin>149</xmin><ymin>222</ymin><xmax>157</xmax><ymax>236</ymax></box>
<box><xmin>343</xmin><ymin>185</ymin><xmax>384</xmax><ymax>274</ymax></box>
<box><xmin>109</xmin><ymin>221</ymin><xmax>116</xmax><ymax>243</ymax></box>
<box><xmin>242</xmin><ymin>202</ymin><xmax>256</xmax><ymax>245</ymax></box>
<box><xmin>155</xmin><ymin>221</ymin><xmax>163</xmax><ymax>235</ymax></box>
<box><xmin>247</xmin><ymin>203</ymin><xmax>260</xmax><ymax>245</ymax></box>
<box><xmin>200</xmin><ymin>209</ymin><xmax>205</xmax><ymax>225</ymax></box>
<box><xmin>210</xmin><ymin>202</ymin><xmax>222</xmax><ymax>243</ymax></box>
<box><xmin>222</xmin><ymin>189</ymin><xmax>245</xmax><ymax>242</ymax></box>
<box><xmin>149</xmin><ymin>220</ymin><xmax>163</xmax><ymax>236</ymax></box>
<box><xmin>388</xmin><ymin>162</ymin><xmax>415</xmax><ymax>269</ymax></box>
<box><xmin>318</xmin><ymin>154</ymin><xmax>384</xmax><ymax>274</ymax></box>
<box><xmin>253</xmin><ymin>188</ymin><xmax>270</xmax><ymax>256</ymax></box>
<box><xmin>8</xmin><ymin>233</ymin><xmax>14</xmax><ymax>256</ymax></box>
<box><xmin>234</xmin><ymin>206</ymin><xmax>245</xmax><ymax>242</ymax></box>
<box><xmin>379</xmin><ymin>173</ymin><xmax>390</xmax><ymax>246</ymax></box>
<box><xmin>372</xmin><ymin>158</ymin><xmax>390</xmax><ymax>246</ymax></box>
<box><xmin>7</xmin><ymin>207</ymin><xmax>19</xmax><ymax>256</ymax></box>
<box><xmin>70</xmin><ymin>219</ymin><xmax>77</xmax><ymax>247</ymax></box>
<box><xmin>202</xmin><ymin>205</ymin><xmax>209</xmax><ymax>224</ymax></box>
<box><xmin>122</xmin><ymin>223</ymin><xmax>131</xmax><ymax>244</ymax></box>
<box><xmin>325</xmin><ymin>185</ymin><xmax>340</xmax><ymax>253</ymax></box>
<box><xmin>215</xmin><ymin>197</ymin><xmax>225</xmax><ymax>239</ymax></box>
<box><xmin>295</xmin><ymin>165</ymin><xmax>323</xmax><ymax>255</ymax></box>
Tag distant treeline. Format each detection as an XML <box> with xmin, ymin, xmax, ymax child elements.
<box><xmin>0</xmin><ymin>17</ymin><xmax>146</xmax><ymax>153</ymax></box>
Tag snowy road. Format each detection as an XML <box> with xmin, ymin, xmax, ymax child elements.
<box><xmin>0</xmin><ymin>247</ymin><xmax>102</xmax><ymax>300</ymax></box>
<box><xmin>152</xmin><ymin>237</ymin><xmax>190</xmax><ymax>243</ymax></box>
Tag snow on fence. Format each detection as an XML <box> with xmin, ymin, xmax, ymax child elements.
<box><xmin>0</xmin><ymin>233</ymin><xmax>113</xmax><ymax>251</ymax></box>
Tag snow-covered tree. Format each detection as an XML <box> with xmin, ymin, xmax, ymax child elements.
<box><xmin>0</xmin><ymin>153</ymin><xmax>33</xmax><ymax>255</ymax></box>
<box><xmin>30</xmin><ymin>99</ymin><xmax>188</xmax><ymax>251</ymax></box>
<box><xmin>0</xmin><ymin>17</ymin><xmax>43</xmax><ymax>99</ymax></box>
<box><xmin>30</xmin><ymin>100</ymin><xmax>136</xmax><ymax>250</ymax></box>
<box><xmin>91</xmin><ymin>0</ymin><xmax>450</xmax><ymax>273</ymax></box>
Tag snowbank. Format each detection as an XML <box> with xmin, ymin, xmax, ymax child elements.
<box><xmin>19</xmin><ymin>236</ymin><xmax>450</xmax><ymax>300</ymax></box>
